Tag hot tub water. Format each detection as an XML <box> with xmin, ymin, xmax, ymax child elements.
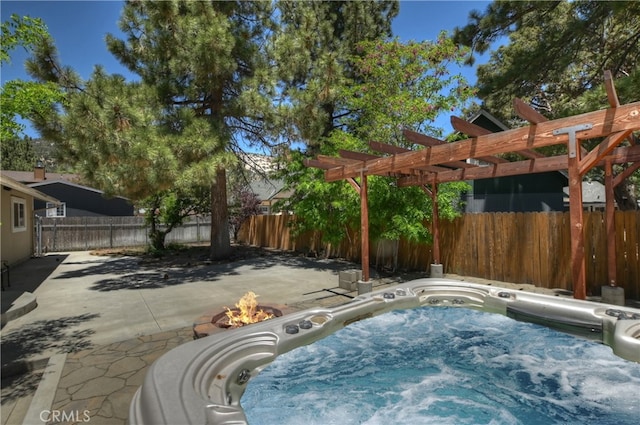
<box><xmin>242</xmin><ymin>307</ymin><xmax>640</xmax><ymax>425</ymax></box>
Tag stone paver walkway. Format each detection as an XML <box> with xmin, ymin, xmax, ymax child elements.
<box><xmin>47</xmin><ymin>327</ymin><xmax>193</xmax><ymax>425</ymax></box>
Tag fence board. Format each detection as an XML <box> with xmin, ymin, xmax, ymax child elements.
<box><xmin>615</xmin><ymin>213</ymin><xmax>629</xmax><ymax>294</ymax></box>
<box><xmin>237</xmin><ymin>211</ymin><xmax>639</xmax><ymax>299</ymax></box>
<box><xmin>38</xmin><ymin>216</ymin><xmax>211</xmax><ymax>252</ymax></box>
<box><xmin>621</xmin><ymin>211</ymin><xmax>639</xmax><ymax>300</ymax></box>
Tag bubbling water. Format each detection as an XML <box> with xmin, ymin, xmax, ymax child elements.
<box><xmin>242</xmin><ymin>307</ymin><xmax>640</xmax><ymax>425</ymax></box>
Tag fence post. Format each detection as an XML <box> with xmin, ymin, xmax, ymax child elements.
<box><xmin>110</xmin><ymin>218</ymin><xmax>114</xmax><ymax>248</ymax></box>
<box><xmin>53</xmin><ymin>219</ymin><xmax>57</xmax><ymax>252</ymax></box>
<box><xmin>34</xmin><ymin>216</ymin><xmax>42</xmax><ymax>257</ymax></box>
<box><xmin>85</xmin><ymin>216</ymin><xmax>88</xmax><ymax>250</ymax></box>
<box><xmin>196</xmin><ymin>216</ymin><xmax>200</xmax><ymax>242</ymax></box>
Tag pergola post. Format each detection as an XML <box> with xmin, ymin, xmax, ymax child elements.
<box><xmin>360</xmin><ymin>171</ymin><xmax>370</xmax><ymax>283</ymax></box>
<box><xmin>430</xmin><ymin>175</ymin><xmax>444</xmax><ymax>278</ymax></box>
<box><xmin>601</xmin><ymin>159</ymin><xmax>627</xmax><ymax>305</ymax></box>
<box><xmin>431</xmin><ymin>175</ymin><xmax>440</xmax><ymax>265</ymax></box>
<box><xmin>604</xmin><ymin>160</ymin><xmax>617</xmax><ymax>286</ymax></box>
<box><xmin>568</xmin><ymin>150</ymin><xmax>587</xmax><ymax>300</ymax></box>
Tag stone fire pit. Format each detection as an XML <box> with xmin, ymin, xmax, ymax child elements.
<box><xmin>192</xmin><ymin>291</ymin><xmax>286</xmax><ymax>339</ymax></box>
<box><xmin>193</xmin><ymin>305</ymin><xmax>284</xmax><ymax>339</ymax></box>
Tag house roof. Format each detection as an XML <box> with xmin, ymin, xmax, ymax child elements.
<box><xmin>468</xmin><ymin>109</ymin><xmax>510</xmax><ymax>132</ymax></box>
<box><xmin>0</xmin><ymin>173</ymin><xmax>61</xmax><ymax>204</ymax></box>
<box><xmin>1</xmin><ymin>169</ymin><xmax>79</xmax><ymax>184</ymax></box>
<box><xmin>28</xmin><ymin>179</ymin><xmax>130</xmax><ymax>201</ymax></box>
<box><xmin>249</xmin><ymin>179</ymin><xmax>290</xmax><ymax>201</ymax></box>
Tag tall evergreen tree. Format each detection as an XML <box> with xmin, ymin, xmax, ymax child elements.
<box><xmin>1</xmin><ymin>135</ymin><xmax>36</xmax><ymax>170</ymax></box>
<box><xmin>104</xmin><ymin>0</ymin><xmax>277</xmax><ymax>259</ymax></box>
<box><xmin>26</xmin><ymin>38</ymin><xmax>223</xmax><ymax>250</ymax></box>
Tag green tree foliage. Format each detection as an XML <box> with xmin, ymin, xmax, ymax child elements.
<box><xmin>280</xmin><ymin>36</ymin><xmax>473</xmax><ymax>247</ymax></box>
<box><xmin>25</xmin><ymin>42</ymin><xmax>222</xmax><ymax>248</ymax></box>
<box><xmin>143</xmin><ymin>185</ymin><xmax>210</xmax><ymax>252</ymax></box>
<box><xmin>274</xmin><ymin>0</ymin><xmax>398</xmax><ymax>148</ymax></box>
<box><xmin>454</xmin><ymin>0</ymin><xmax>640</xmax><ymax>209</ymax></box>
<box><xmin>1</xmin><ymin>135</ymin><xmax>36</xmax><ymax>170</ymax></box>
<box><xmin>454</xmin><ymin>0</ymin><xmax>639</xmax><ymax>119</ymax></box>
<box><xmin>342</xmin><ymin>35</ymin><xmax>475</xmax><ymax>142</ymax></box>
<box><xmin>1</xmin><ymin>14</ymin><xmax>63</xmax><ymax>141</ymax></box>
<box><xmin>1</xmin><ymin>14</ymin><xmax>48</xmax><ymax>63</ymax></box>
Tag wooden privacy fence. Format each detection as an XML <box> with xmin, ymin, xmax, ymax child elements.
<box><xmin>237</xmin><ymin>212</ymin><xmax>640</xmax><ymax>300</ymax></box>
<box><xmin>37</xmin><ymin>216</ymin><xmax>211</xmax><ymax>252</ymax></box>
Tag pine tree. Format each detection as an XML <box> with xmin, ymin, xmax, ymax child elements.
<box><xmin>105</xmin><ymin>1</ymin><xmax>277</xmax><ymax>259</ymax></box>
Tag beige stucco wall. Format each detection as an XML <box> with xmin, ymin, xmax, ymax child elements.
<box><xmin>1</xmin><ymin>187</ymin><xmax>35</xmax><ymax>266</ymax></box>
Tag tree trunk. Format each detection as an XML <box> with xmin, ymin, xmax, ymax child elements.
<box><xmin>210</xmin><ymin>167</ymin><xmax>232</xmax><ymax>260</ymax></box>
<box><xmin>149</xmin><ymin>229</ymin><xmax>166</xmax><ymax>252</ymax></box>
<box><xmin>146</xmin><ymin>201</ymin><xmax>166</xmax><ymax>252</ymax></box>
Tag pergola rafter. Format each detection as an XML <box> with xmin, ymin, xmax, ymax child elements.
<box><xmin>305</xmin><ymin>73</ymin><xmax>640</xmax><ymax>299</ymax></box>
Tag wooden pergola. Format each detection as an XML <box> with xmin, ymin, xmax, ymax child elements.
<box><xmin>305</xmin><ymin>72</ymin><xmax>640</xmax><ymax>299</ymax></box>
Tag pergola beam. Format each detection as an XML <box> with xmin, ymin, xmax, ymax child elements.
<box><xmin>339</xmin><ymin>150</ymin><xmax>380</xmax><ymax>161</ymax></box>
<box><xmin>451</xmin><ymin>115</ymin><xmax>544</xmax><ymax>160</ymax></box>
<box><xmin>303</xmin><ymin>159</ymin><xmax>335</xmax><ymax>170</ymax></box>
<box><xmin>324</xmin><ymin>102</ymin><xmax>640</xmax><ymax>182</ymax></box>
<box><xmin>396</xmin><ymin>143</ymin><xmax>640</xmax><ymax>187</ymax></box>
<box><xmin>513</xmin><ymin>98</ymin><xmax>548</xmax><ymax>124</ymax></box>
<box><xmin>403</xmin><ymin>130</ymin><xmax>477</xmax><ymax>168</ymax></box>
<box><xmin>613</xmin><ymin>161</ymin><xmax>640</xmax><ymax>187</ymax></box>
<box><xmin>369</xmin><ymin>140</ymin><xmax>411</xmax><ymax>154</ymax></box>
<box><xmin>397</xmin><ymin>156</ymin><xmax>565</xmax><ymax>186</ymax></box>
<box><xmin>317</xmin><ymin>155</ymin><xmax>362</xmax><ymax>166</ymax></box>
<box><xmin>369</xmin><ymin>141</ymin><xmax>453</xmax><ymax>173</ymax></box>
<box><xmin>578</xmin><ymin>130</ymin><xmax>633</xmax><ymax>176</ymax></box>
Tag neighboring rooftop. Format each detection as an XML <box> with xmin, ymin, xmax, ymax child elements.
<box><xmin>1</xmin><ymin>167</ymin><xmax>79</xmax><ymax>185</ymax></box>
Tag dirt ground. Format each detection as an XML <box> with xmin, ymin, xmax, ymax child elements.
<box><xmin>90</xmin><ymin>242</ymin><xmax>429</xmax><ymax>282</ymax></box>
<box><xmin>92</xmin><ymin>243</ymin><xmax>279</xmax><ymax>266</ymax></box>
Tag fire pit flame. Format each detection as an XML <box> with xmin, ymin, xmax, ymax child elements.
<box><xmin>224</xmin><ymin>291</ymin><xmax>274</xmax><ymax>328</ymax></box>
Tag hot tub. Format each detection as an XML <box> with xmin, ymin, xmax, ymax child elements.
<box><xmin>129</xmin><ymin>279</ymin><xmax>640</xmax><ymax>424</ymax></box>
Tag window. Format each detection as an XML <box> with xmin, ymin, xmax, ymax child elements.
<box><xmin>11</xmin><ymin>197</ymin><xmax>26</xmax><ymax>232</ymax></box>
<box><xmin>46</xmin><ymin>202</ymin><xmax>66</xmax><ymax>217</ymax></box>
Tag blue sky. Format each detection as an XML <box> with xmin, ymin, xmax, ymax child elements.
<box><xmin>1</xmin><ymin>0</ymin><xmax>492</xmax><ymax>139</ymax></box>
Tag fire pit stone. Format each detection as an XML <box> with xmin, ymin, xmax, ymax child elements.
<box><xmin>193</xmin><ymin>291</ymin><xmax>288</xmax><ymax>339</ymax></box>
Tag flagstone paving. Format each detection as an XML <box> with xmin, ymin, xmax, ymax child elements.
<box><xmin>46</xmin><ymin>327</ymin><xmax>192</xmax><ymax>425</ymax></box>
